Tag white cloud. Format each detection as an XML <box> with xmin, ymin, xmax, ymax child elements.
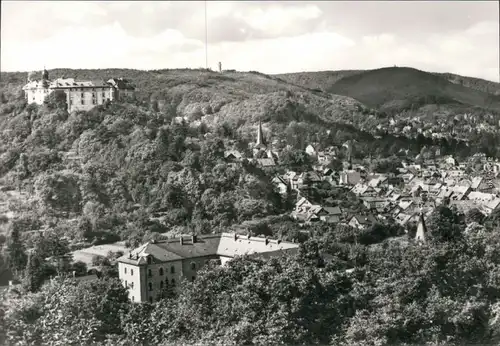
<box><xmin>1</xmin><ymin>2</ymin><xmax>498</xmax><ymax>82</ymax></box>
<box><xmin>237</xmin><ymin>4</ymin><xmax>322</xmax><ymax>36</ymax></box>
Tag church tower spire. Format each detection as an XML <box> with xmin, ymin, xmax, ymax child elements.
<box><xmin>415</xmin><ymin>212</ymin><xmax>427</xmax><ymax>243</ymax></box>
<box><xmin>256</xmin><ymin>120</ymin><xmax>266</xmax><ymax>147</ymax></box>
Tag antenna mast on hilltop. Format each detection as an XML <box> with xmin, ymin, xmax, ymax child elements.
<box><xmin>204</xmin><ymin>0</ymin><xmax>208</xmax><ymax>69</ymax></box>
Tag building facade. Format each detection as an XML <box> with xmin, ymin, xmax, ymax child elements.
<box><xmin>117</xmin><ymin>233</ymin><xmax>299</xmax><ymax>303</ymax></box>
<box><xmin>22</xmin><ymin>69</ymin><xmax>135</xmax><ymax>113</ymax></box>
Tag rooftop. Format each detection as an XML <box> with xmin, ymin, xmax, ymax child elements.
<box><xmin>117</xmin><ymin>233</ymin><xmax>299</xmax><ymax>265</ymax></box>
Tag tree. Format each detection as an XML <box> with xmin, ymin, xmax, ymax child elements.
<box><xmin>3</xmin><ymin>278</ymin><xmax>129</xmax><ymax>345</ymax></box>
<box><xmin>22</xmin><ymin>250</ymin><xmax>46</xmax><ymax>293</ymax></box>
<box><xmin>426</xmin><ymin>206</ymin><xmax>464</xmax><ymax>243</ymax></box>
<box><xmin>4</xmin><ymin>227</ymin><xmax>27</xmax><ymax>276</ymax></box>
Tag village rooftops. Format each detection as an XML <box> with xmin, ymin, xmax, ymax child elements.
<box><xmin>117</xmin><ymin>233</ymin><xmax>299</xmax><ymax>265</ymax></box>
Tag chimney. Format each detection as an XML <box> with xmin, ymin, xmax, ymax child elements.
<box><xmin>180</xmin><ymin>237</ymin><xmax>184</xmax><ymax>245</ymax></box>
<box><xmin>234</xmin><ymin>233</ymin><xmax>238</xmax><ymax>241</ymax></box>
<box><xmin>192</xmin><ymin>235</ymin><xmax>197</xmax><ymax>243</ymax></box>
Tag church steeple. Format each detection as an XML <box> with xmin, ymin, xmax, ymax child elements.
<box><xmin>256</xmin><ymin>120</ymin><xmax>266</xmax><ymax>147</ymax></box>
<box><xmin>415</xmin><ymin>212</ymin><xmax>427</xmax><ymax>243</ymax></box>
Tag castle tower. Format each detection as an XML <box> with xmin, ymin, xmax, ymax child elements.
<box><xmin>42</xmin><ymin>67</ymin><xmax>49</xmax><ymax>80</ymax></box>
<box><xmin>415</xmin><ymin>213</ymin><xmax>427</xmax><ymax>243</ymax></box>
<box><xmin>41</xmin><ymin>67</ymin><xmax>50</xmax><ymax>88</ymax></box>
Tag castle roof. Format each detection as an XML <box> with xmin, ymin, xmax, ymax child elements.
<box><xmin>107</xmin><ymin>78</ymin><xmax>135</xmax><ymax>90</ymax></box>
<box><xmin>50</xmin><ymin>78</ymin><xmax>110</xmax><ymax>89</ymax></box>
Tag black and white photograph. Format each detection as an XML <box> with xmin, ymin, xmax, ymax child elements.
<box><xmin>0</xmin><ymin>0</ymin><xmax>499</xmax><ymax>345</ymax></box>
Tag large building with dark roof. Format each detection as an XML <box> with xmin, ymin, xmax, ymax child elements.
<box><xmin>117</xmin><ymin>233</ymin><xmax>299</xmax><ymax>303</ymax></box>
<box><xmin>22</xmin><ymin>69</ymin><xmax>135</xmax><ymax>112</ymax></box>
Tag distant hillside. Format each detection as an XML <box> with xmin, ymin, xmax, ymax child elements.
<box><xmin>276</xmin><ymin>69</ymin><xmax>500</xmax><ymax>97</ymax></box>
<box><xmin>322</xmin><ymin>67</ymin><xmax>500</xmax><ymax>114</ymax></box>
<box><xmin>434</xmin><ymin>72</ymin><xmax>500</xmax><ymax>95</ymax></box>
<box><xmin>275</xmin><ymin>70</ymin><xmax>364</xmax><ymax>92</ymax></box>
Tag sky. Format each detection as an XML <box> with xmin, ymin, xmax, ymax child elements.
<box><xmin>1</xmin><ymin>1</ymin><xmax>499</xmax><ymax>81</ymax></box>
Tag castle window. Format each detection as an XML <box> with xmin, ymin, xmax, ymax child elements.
<box><xmin>148</xmin><ymin>282</ymin><xmax>152</xmax><ymax>291</ymax></box>
<box><xmin>159</xmin><ymin>268</ymin><xmax>164</xmax><ymax>276</ymax></box>
<box><xmin>171</xmin><ymin>278</ymin><xmax>176</xmax><ymax>286</ymax></box>
<box><xmin>170</xmin><ymin>266</ymin><xmax>175</xmax><ymax>274</ymax></box>
<box><xmin>148</xmin><ymin>269</ymin><xmax>152</xmax><ymax>277</ymax></box>
<box><xmin>124</xmin><ymin>267</ymin><xmax>127</xmax><ymax>274</ymax></box>
<box><xmin>147</xmin><ymin>257</ymin><xmax>152</xmax><ymax>265</ymax></box>
<box><xmin>191</xmin><ymin>262</ymin><xmax>196</xmax><ymax>270</ymax></box>
<box><xmin>160</xmin><ymin>281</ymin><xmax>163</xmax><ymax>289</ymax></box>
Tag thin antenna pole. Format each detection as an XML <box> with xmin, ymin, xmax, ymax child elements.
<box><xmin>205</xmin><ymin>0</ymin><xmax>208</xmax><ymax>69</ymax></box>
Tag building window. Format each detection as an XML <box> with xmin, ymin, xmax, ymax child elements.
<box><xmin>170</xmin><ymin>266</ymin><xmax>175</xmax><ymax>274</ymax></box>
<box><xmin>148</xmin><ymin>282</ymin><xmax>152</xmax><ymax>291</ymax></box>
<box><xmin>147</xmin><ymin>257</ymin><xmax>152</xmax><ymax>265</ymax></box>
<box><xmin>165</xmin><ymin>279</ymin><xmax>169</xmax><ymax>287</ymax></box>
<box><xmin>124</xmin><ymin>267</ymin><xmax>127</xmax><ymax>274</ymax></box>
<box><xmin>125</xmin><ymin>280</ymin><xmax>128</xmax><ymax>287</ymax></box>
<box><xmin>130</xmin><ymin>282</ymin><xmax>134</xmax><ymax>289</ymax></box>
<box><xmin>148</xmin><ymin>269</ymin><xmax>152</xmax><ymax>277</ymax></box>
<box><xmin>132</xmin><ymin>296</ymin><xmax>135</xmax><ymax>302</ymax></box>
<box><xmin>81</xmin><ymin>92</ymin><xmax>84</xmax><ymax>98</ymax></box>
<box><xmin>191</xmin><ymin>276</ymin><xmax>195</xmax><ymax>282</ymax></box>
<box><xmin>102</xmin><ymin>92</ymin><xmax>105</xmax><ymax>97</ymax></box>
<box><xmin>159</xmin><ymin>268</ymin><xmax>164</xmax><ymax>276</ymax></box>
<box><xmin>191</xmin><ymin>262</ymin><xmax>196</xmax><ymax>270</ymax></box>
<box><xmin>81</xmin><ymin>99</ymin><xmax>84</xmax><ymax>105</ymax></box>
<box><xmin>131</xmin><ymin>269</ymin><xmax>134</xmax><ymax>276</ymax></box>
<box><xmin>160</xmin><ymin>281</ymin><xmax>163</xmax><ymax>289</ymax></box>
<box><xmin>149</xmin><ymin>297</ymin><xmax>153</xmax><ymax>303</ymax></box>
<box><xmin>171</xmin><ymin>278</ymin><xmax>176</xmax><ymax>286</ymax></box>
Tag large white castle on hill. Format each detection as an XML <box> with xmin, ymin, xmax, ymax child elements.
<box><xmin>22</xmin><ymin>68</ymin><xmax>135</xmax><ymax>112</ymax></box>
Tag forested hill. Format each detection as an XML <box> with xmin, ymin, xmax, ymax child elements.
<box><xmin>277</xmin><ymin>67</ymin><xmax>500</xmax><ymax>97</ymax></box>
<box><xmin>277</xmin><ymin>67</ymin><xmax>500</xmax><ymax>114</ymax></box>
